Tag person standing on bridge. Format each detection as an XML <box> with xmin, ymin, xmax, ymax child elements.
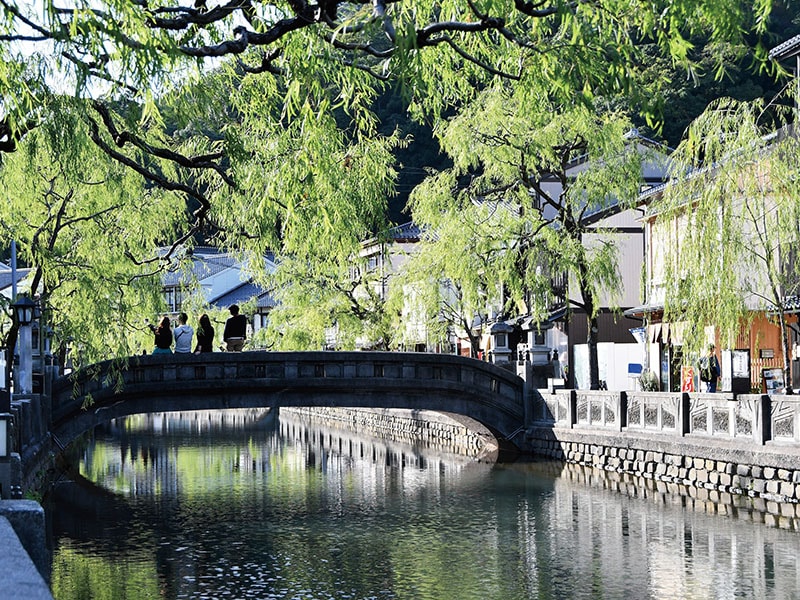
<box><xmin>149</xmin><ymin>316</ymin><xmax>173</xmax><ymax>354</ymax></box>
<box><xmin>173</xmin><ymin>312</ymin><xmax>194</xmax><ymax>354</ymax></box>
<box><xmin>194</xmin><ymin>313</ymin><xmax>215</xmax><ymax>353</ymax></box>
<box><xmin>223</xmin><ymin>304</ymin><xmax>247</xmax><ymax>352</ymax></box>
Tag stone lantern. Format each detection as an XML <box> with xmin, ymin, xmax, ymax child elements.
<box><xmin>488</xmin><ymin>321</ymin><xmax>514</xmax><ymax>365</ymax></box>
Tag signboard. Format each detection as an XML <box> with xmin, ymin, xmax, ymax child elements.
<box><xmin>732</xmin><ymin>350</ymin><xmax>750</xmax><ymax>378</ymax></box>
<box><xmin>721</xmin><ymin>349</ymin><xmax>750</xmax><ymax>394</ymax></box>
<box><xmin>762</xmin><ymin>367</ymin><xmax>785</xmax><ymax>396</ymax></box>
<box><xmin>681</xmin><ymin>366</ymin><xmax>695</xmax><ymax>392</ymax></box>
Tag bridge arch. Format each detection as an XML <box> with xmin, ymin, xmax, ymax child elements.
<box><xmin>50</xmin><ymin>351</ymin><xmax>528</xmax><ymax>451</ymax></box>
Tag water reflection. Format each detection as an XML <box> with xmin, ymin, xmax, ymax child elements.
<box><xmin>46</xmin><ymin>409</ymin><xmax>800</xmax><ymax>600</ymax></box>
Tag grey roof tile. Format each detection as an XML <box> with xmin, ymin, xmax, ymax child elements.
<box><xmin>770</xmin><ymin>35</ymin><xmax>800</xmax><ymax>60</ymax></box>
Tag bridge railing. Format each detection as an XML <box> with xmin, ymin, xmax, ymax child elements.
<box><xmin>49</xmin><ymin>351</ymin><xmax>526</xmax><ymax>427</ymax></box>
<box><xmin>533</xmin><ymin>389</ymin><xmax>784</xmax><ymax>446</ymax></box>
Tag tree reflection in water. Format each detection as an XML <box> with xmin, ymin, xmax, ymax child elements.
<box><xmin>46</xmin><ymin>409</ymin><xmax>800</xmax><ymax>600</ymax></box>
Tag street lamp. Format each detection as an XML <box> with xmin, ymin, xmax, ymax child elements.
<box><xmin>12</xmin><ymin>294</ymin><xmax>37</xmax><ymax>395</ymax></box>
<box><xmin>12</xmin><ymin>294</ymin><xmax>36</xmax><ymax>327</ymax></box>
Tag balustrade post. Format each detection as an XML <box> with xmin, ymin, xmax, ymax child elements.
<box><xmin>679</xmin><ymin>392</ymin><xmax>690</xmax><ymax>436</ymax></box>
<box><xmin>567</xmin><ymin>389</ymin><xmax>577</xmax><ymax>429</ymax></box>
<box><xmin>755</xmin><ymin>394</ymin><xmax>771</xmax><ymax>445</ymax></box>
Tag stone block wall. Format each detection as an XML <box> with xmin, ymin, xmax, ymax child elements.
<box><xmin>553</xmin><ymin>461</ymin><xmax>800</xmax><ymax>529</ymax></box>
<box><xmin>527</xmin><ymin>426</ymin><xmax>800</xmax><ymax>512</ymax></box>
<box><xmin>282</xmin><ymin>406</ymin><xmax>497</xmax><ymax>459</ymax></box>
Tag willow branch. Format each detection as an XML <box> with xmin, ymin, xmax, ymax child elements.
<box><xmin>91</xmin><ymin>101</ymin><xmax>235</xmax><ymax>189</ymax></box>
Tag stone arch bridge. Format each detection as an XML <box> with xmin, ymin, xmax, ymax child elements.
<box><xmin>42</xmin><ymin>351</ymin><xmax>529</xmax><ymax>458</ymax></box>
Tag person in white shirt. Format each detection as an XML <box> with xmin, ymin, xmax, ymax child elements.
<box><xmin>173</xmin><ymin>312</ymin><xmax>194</xmax><ymax>354</ymax></box>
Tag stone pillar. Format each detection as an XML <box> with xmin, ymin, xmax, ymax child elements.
<box><xmin>17</xmin><ymin>324</ymin><xmax>33</xmax><ymax>395</ymax></box>
<box><xmin>679</xmin><ymin>392</ymin><xmax>691</xmax><ymax>436</ymax></box>
<box><xmin>567</xmin><ymin>389</ymin><xmax>577</xmax><ymax>429</ymax></box>
<box><xmin>0</xmin><ymin>500</ymin><xmax>51</xmax><ymax>588</ymax></box>
<box><xmin>755</xmin><ymin>394</ymin><xmax>771</xmax><ymax>445</ymax></box>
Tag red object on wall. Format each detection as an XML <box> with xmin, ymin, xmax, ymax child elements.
<box><xmin>681</xmin><ymin>366</ymin><xmax>695</xmax><ymax>392</ymax></box>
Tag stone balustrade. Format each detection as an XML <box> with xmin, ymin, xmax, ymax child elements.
<box><xmin>533</xmin><ymin>389</ymin><xmax>791</xmax><ymax>445</ymax></box>
<box><xmin>529</xmin><ymin>389</ymin><xmax>800</xmax><ymax>508</ymax></box>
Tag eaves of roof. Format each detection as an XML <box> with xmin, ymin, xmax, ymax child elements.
<box><xmin>387</xmin><ymin>221</ymin><xmax>422</xmax><ymax>241</ymax></box>
<box><xmin>635</xmin><ymin>124</ymin><xmax>797</xmax><ymax>218</ymax></box>
<box><xmin>362</xmin><ymin>221</ymin><xmax>424</xmax><ymax>248</ymax></box>
<box><xmin>210</xmin><ymin>280</ymin><xmax>276</xmax><ymax>309</ymax></box>
<box><xmin>0</xmin><ymin>268</ymin><xmax>31</xmax><ymax>292</ymax></box>
<box><xmin>770</xmin><ymin>35</ymin><xmax>800</xmax><ymax>60</ymax></box>
<box><xmin>623</xmin><ymin>303</ymin><xmax>665</xmax><ymax>319</ymax></box>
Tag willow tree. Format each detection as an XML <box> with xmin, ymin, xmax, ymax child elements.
<box><xmin>0</xmin><ymin>0</ymin><xmax>777</xmax><ymax>162</ymax></box>
<box><xmin>0</xmin><ymin>0</ymin><xmax>778</xmax><ymax>357</ymax></box>
<box><xmin>394</xmin><ymin>176</ymin><xmax>517</xmax><ymax>357</ymax></box>
<box><xmin>259</xmin><ymin>243</ymin><xmax>399</xmax><ymax>351</ymax></box>
<box><xmin>655</xmin><ymin>97</ymin><xmax>800</xmax><ymax>392</ymax></box>
<box><xmin>405</xmin><ymin>86</ymin><xmax>648</xmax><ymax>388</ymax></box>
<box><xmin>0</xmin><ymin>99</ymin><xmax>182</xmax><ymax>367</ymax></box>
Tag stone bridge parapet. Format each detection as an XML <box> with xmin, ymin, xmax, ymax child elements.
<box><xmin>48</xmin><ymin>351</ymin><xmax>527</xmax><ymax>452</ymax></box>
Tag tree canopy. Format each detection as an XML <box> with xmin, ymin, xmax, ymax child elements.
<box><xmin>404</xmin><ymin>87</ymin><xmax>649</xmax><ymax>387</ymax></box>
<box><xmin>0</xmin><ymin>0</ymin><xmax>784</xmax><ymax>361</ymax></box>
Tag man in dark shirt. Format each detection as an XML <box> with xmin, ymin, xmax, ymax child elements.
<box><xmin>223</xmin><ymin>304</ymin><xmax>248</xmax><ymax>351</ymax></box>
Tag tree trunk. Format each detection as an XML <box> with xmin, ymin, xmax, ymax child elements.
<box><xmin>468</xmin><ymin>329</ymin><xmax>482</xmax><ymax>359</ymax></box>
<box><xmin>577</xmin><ymin>262</ymin><xmax>600</xmax><ymax>390</ymax></box>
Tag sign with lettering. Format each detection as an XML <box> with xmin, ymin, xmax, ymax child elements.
<box><xmin>681</xmin><ymin>366</ymin><xmax>695</xmax><ymax>392</ymax></box>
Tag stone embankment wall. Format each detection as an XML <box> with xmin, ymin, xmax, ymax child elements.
<box><xmin>528</xmin><ymin>388</ymin><xmax>800</xmax><ymax>526</ymax></box>
<box><xmin>530</xmin><ymin>429</ymin><xmax>800</xmax><ymax>500</ymax></box>
<box><xmin>527</xmin><ymin>389</ymin><xmax>800</xmax><ymax>524</ymax></box>
<box><xmin>281</xmin><ymin>407</ymin><xmax>497</xmax><ymax>459</ymax></box>
<box><xmin>546</xmin><ymin>460</ymin><xmax>798</xmax><ymax>529</ymax></box>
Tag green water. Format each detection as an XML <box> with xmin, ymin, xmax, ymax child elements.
<box><xmin>46</xmin><ymin>409</ymin><xmax>800</xmax><ymax>599</ymax></box>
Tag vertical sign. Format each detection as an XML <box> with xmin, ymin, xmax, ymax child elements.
<box><xmin>681</xmin><ymin>365</ymin><xmax>695</xmax><ymax>392</ymax></box>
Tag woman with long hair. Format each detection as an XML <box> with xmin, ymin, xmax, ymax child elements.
<box><xmin>194</xmin><ymin>313</ymin><xmax>215</xmax><ymax>353</ymax></box>
<box><xmin>149</xmin><ymin>316</ymin><xmax>173</xmax><ymax>354</ymax></box>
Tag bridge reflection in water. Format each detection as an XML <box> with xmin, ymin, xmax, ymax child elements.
<box><xmin>47</xmin><ymin>409</ymin><xmax>800</xmax><ymax>600</ymax></box>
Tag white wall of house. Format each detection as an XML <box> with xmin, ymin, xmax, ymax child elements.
<box><xmin>575</xmin><ymin>207</ymin><xmax>644</xmax><ymax>309</ymax></box>
<box><xmin>573</xmin><ymin>341</ymin><xmax>644</xmax><ymax>390</ymax></box>
<box><xmin>200</xmin><ymin>266</ymin><xmax>248</xmax><ymax>301</ymax></box>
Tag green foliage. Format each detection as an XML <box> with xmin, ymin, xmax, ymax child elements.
<box><xmin>403</xmin><ymin>86</ymin><xmax>653</xmax><ymax>386</ymax></box>
<box><xmin>638</xmin><ymin>370</ymin><xmax>660</xmax><ymax>391</ymax></box>
<box><xmin>407</xmin><ymin>86</ymin><xmax>647</xmax><ymax>325</ymax></box>
<box><xmin>263</xmin><ymin>245</ymin><xmax>397</xmax><ymax>350</ymax></box>
<box><xmin>0</xmin><ymin>0</ymin><xmax>782</xmax><ymax>360</ymax></box>
<box><xmin>0</xmin><ymin>97</ymin><xmax>183</xmax><ymax>366</ymax></box>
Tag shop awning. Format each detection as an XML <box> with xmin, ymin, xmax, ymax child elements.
<box><xmin>623</xmin><ymin>302</ymin><xmax>664</xmax><ymax>319</ymax></box>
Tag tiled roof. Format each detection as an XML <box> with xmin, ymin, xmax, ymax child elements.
<box><xmin>0</xmin><ymin>268</ymin><xmax>31</xmax><ymax>292</ymax></box>
<box><xmin>782</xmin><ymin>296</ymin><xmax>800</xmax><ymax>314</ymax></box>
<box><xmin>212</xmin><ymin>281</ymin><xmax>276</xmax><ymax>310</ymax></box>
<box><xmin>770</xmin><ymin>35</ymin><xmax>800</xmax><ymax>60</ymax></box>
<box><xmin>162</xmin><ymin>248</ymin><xmax>240</xmax><ymax>286</ymax></box>
<box><xmin>387</xmin><ymin>222</ymin><xmax>422</xmax><ymax>241</ymax></box>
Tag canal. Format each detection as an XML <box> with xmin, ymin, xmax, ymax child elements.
<box><xmin>45</xmin><ymin>408</ymin><xmax>800</xmax><ymax>599</ymax></box>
